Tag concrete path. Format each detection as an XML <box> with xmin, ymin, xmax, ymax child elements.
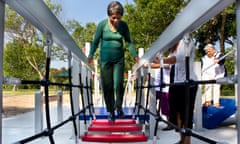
<box><xmin>2</xmin><ymin>105</ymin><xmax>237</xmax><ymax>144</ymax></box>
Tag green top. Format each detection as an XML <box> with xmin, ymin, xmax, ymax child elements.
<box><xmin>89</xmin><ymin>19</ymin><xmax>137</xmax><ymax>62</ymax></box>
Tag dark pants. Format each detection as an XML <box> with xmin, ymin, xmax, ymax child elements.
<box><xmin>169</xmin><ymin>83</ymin><xmax>198</xmax><ymax>129</ymax></box>
<box><xmin>100</xmin><ymin>58</ymin><xmax>124</xmax><ymax>112</ymax></box>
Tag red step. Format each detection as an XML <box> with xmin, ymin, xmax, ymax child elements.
<box><xmin>88</xmin><ymin>124</ymin><xmax>142</xmax><ymax>132</ymax></box>
<box><xmin>82</xmin><ymin>133</ymin><xmax>148</xmax><ymax>142</ymax></box>
<box><xmin>92</xmin><ymin>119</ymin><xmax>136</xmax><ymax>125</ymax></box>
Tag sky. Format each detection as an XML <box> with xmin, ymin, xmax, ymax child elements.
<box><xmin>51</xmin><ymin>0</ymin><xmax>134</xmax><ymax>69</ymax></box>
<box><xmin>60</xmin><ymin>0</ymin><xmax>134</xmax><ymax>26</ymax></box>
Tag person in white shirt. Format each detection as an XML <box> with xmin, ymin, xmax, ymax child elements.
<box><xmin>201</xmin><ymin>44</ymin><xmax>226</xmax><ymax>107</ymax></box>
<box><xmin>154</xmin><ymin>35</ymin><xmax>198</xmax><ymax>144</ymax></box>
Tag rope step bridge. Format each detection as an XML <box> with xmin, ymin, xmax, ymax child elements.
<box><xmin>79</xmin><ymin>107</ymin><xmax>149</xmax><ymax>120</ymax></box>
<box><xmin>81</xmin><ymin>118</ymin><xmax>148</xmax><ymax>143</ymax></box>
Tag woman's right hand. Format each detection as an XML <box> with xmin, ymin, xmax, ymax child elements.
<box><xmin>88</xmin><ymin>57</ymin><xmax>94</xmax><ymax>64</ymax></box>
<box><xmin>134</xmin><ymin>57</ymin><xmax>140</xmax><ymax>63</ymax></box>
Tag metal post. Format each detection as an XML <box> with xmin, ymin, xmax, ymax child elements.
<box><xmin>94</xmin><ymin>60</ymin><xmax>99</xmax><ymax>106</ymax></box>
<box><xmin>0</xmin><ymin>1</ymin><xmax>5</xmax><ymax>144</ymax></box>
<box><xmin>57</xmin><ymin>90</ymin><xmax>63</xmax><ymax>122</ymax></box>
<box><xmin>234</xmin><ymin>40</ymin><xmax>238</xmax><ymax>104</ymax></box>
<box><xmin>194</xmin><ymin>62</ymin><xmax>203</xmax><ymax>131</ymax></box>
<box><xmin>139</xmin><ymin>48</ymin><xmax>146</xmax><ymax>115</ymax></box>
<box><xmin>70</xmin><ymin>52</ymin><xmax>80</xmax><ymax>139</ymax></box>
<box><xmin>35</xmin><ymin>91</ymin><xmax>43</xmax><ymax>134</ymax></box>
<box><xmin>149</xmin><ymin>68</ymin><xmax>157</xmax><ymax>139</ymax></box>
<box><xmin>127</xmin><ymin>70</ymin><xmax>132</xmax><ymax>106</ymax></box>
<box><xmin>236</xmin><ymin>1</ymin><xmax>240</xmax><ymax>143</ymax></box>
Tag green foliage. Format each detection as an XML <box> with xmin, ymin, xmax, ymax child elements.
<box><xmin>64</xmin><ymin>20</ymin><xmax>96</xmax><ymax>53</ymax></box>
<box><xmin>220</xmin><ymin>47</ymin><xmax>235</xmax><ymax>96</ymax></box>
<box><xmin>3</xmin><ymin>0</ymin><xmax>64</xmax><ymax>90</ymax></box>
<box><xmin>124</xmin><ymin>0</ymin><xmax>184</xmax><ymax>49</ymax></box>
<box><xmin>221</xmin><ymin>84</ymin><xmax>235</xmax><ymax>96</ymax></box>
<box><xmin>4</xmin><ymin>40</ymin><xmax>47</xmax><ymax>79</ymax></box>
<box><xmin>4</xmin><ymin>41</ymin><xmax>38</xmax><ymax>79</ymax></box>
<box><xmin>119</xmin><ymin>0</ymin><xmax>185</xmax><ymax>71</ymax></box>
<box><xmin>3</xmin><ymin>41</ymin><xmax>44</xmax><ymax>89</ymax></box>
<box><xmin>192</xmin><ymin>3</ymin><xmax>235</xmax><ymax>54</ymax></box>
<box><xmin>224</xmin><ymin>47</ymin><xmax>235</xmax><ymax>75</ymax></box>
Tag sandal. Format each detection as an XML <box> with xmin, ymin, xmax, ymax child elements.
<box><xmin>162</xmin><ymin>126</ymin><xmax>174</xmax><ymax>131</ymax></box>
<box><xmin>203</xmin><ymin>101</ymin><xmax>212</xmax><ymax>107</ymax></box>
<box><xmin>117</xmin><ymin>109</ymin><xmax>125</xmax><ymax>119</ymax></box>
<box><xmin>174</xmin><ymin>140</ymin><xmax>183</xmax><ymax>144</ymax></box>
<box><xmin>214</xmin><ymin>103</ymin><xmax>221</xmax><ymax>107</ymax></box>
<box><xmin>108</xmin><ymin>112</ymin><xmax>115</xmax><ymax>121</ymax></box>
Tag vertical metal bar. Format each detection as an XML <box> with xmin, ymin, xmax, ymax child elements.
<box><xmin>132</xmin><ymin>71</ymin><xmax>139</xmax><ymax>119</ymax></box>
<box><xmin>44</xmin><ymin>34</ymin><xmax>55</xmax><ymax>143</ymax></box>
<box><xmin>184</xmin><ymin>55</ymin><xmax>190</xmax><ymax>128</ymax></box>
<box><xmin>67</xmin><ymin>51</ymin><xmax>78</xmax><ymax>141</ymax></box>
<box><xmin>85</xmin><ymin>71</ymin><xmax>92</xmax><ymax>119</ymax></box>
<box><xmin>143</xmin><ymin>72</ymin><xmax>151</xmax><ymax>128</ymax></box>
<box><xmin>57</xmin><ymin>90</ymin><xmax>63</xmax><ymax>122</ymax></box>
<box><xmin>194</xmin><ymin>62</ymin><xmax>203</xmax><ymax>131</ymax></box>
<box><xmin>94</xmin><ymin>60</ymin><xmax>99</xmax><ymax>105</ymax></box>
<box><xmin>136</xmin><ymin>70</ymin><xmax>144</xmax><ymax>119</ymax></box>
<box><xmin>236</xmin><ymin>1</ymin><xmax>240</xmax><ymax>143</ymax></box>
<box><xmin>79</xmin><ymin>72</ymin><xmax>87</xmax><ymax>130</ymax></box>
<box><xmin>88</xmin><ymin>70</ymin><xmax>95</xmax><ymax>120</ymax></box>
<box><xmin>35</xmin><ymin>91</ymin><xmax>43</xmax><ymax>133</ymax></box>
<box><xmin>154</xmin><ymin>55</ymin><xmax>164</xmax><ymax>140</ymax></box>
<box><xmin>127</xmin><ymin>70</ymin><xmax>132</xmax><ymax>106</ymax></box>
<box><xmin>72</xmin><ymin>55</ymin><xmax>80</xmax><ymax>139</ymax></box>
<box><xmin>183</xmin><ymin>34</ymin><xmax>191</xmax><ymax>132</ymax></box>
<box><xmin>0</xmin><ymin>1</ymin><xmax>5</xmax><ymax>144</ymax></box>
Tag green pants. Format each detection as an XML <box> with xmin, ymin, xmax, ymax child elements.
<box><xmin>100</xmin><ymin>58</ymin><xmax>124</xmax><ymax>112</ymax></box>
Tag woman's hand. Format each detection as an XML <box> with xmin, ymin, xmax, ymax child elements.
<box><xmin>88</xmin><ymin>57</ymin><xmax>94</xmax><ymax>65</ymax></box>
<box><xmin>134</xmin><ymin>57</ymin><xmax>139</xmax><ymax>63</ymax></box>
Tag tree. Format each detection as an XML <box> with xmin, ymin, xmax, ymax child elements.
<box><xmin>4</xmin><ymin>6</ymin><xmax>45</xmax><ymax>79</ymax></box>
<box><xmin>4</xmin><ymin>0</ymin><xmax>63</xmax><ymax>91</ymax></box>
<box><xmin>122</xmin><ymin>0</ymin><xmax>186</xmax><ymax>71</ymax></box>
<box><xmin>4</xmin><ymin>41</ymin><xmax>36</xmax><ymax>79</ymax></box>
<box><xmin>4</xmin><ymin>0</ymin><xmax>62</xmax><ymax>81</ymax></box>
<box><xmin>71</xmin><ymin>22</ymin><xmax>96</xmax><ymax>51</ymax></box>
<box><xmin>4</xmin><ymin>41</ymin><xmax>40</xmax><ymax>90</ymax></box>
<box><xmin>124</xmin><ymin>0</ymin><xmax>185</xmax><ymax>48</ymax></box>
<box><xmin>193</xmin><ymin>4</ymin><xmax>235</xmax><ymax>57</ymax></box>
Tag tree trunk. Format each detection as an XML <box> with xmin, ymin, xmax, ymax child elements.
<box><xmin>220</xmin><ymin>11</ymin><xmax>227</xmax><ymax>53</ymax></box>
<box><xmin>12</xmin><ymin>85</ymin><xmax>18</xmax><ymax>91</ymax></box>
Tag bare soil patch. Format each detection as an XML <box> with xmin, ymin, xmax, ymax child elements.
<box><xmin>2</xmin><ymin>93</ymin><xmax>70</xmax><ymax>118</ymax></box>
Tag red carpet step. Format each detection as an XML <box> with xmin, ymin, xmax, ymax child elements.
<box><xmin>81</xmin><ymin>119</ymin><xmax>148</xmax><ymax>143</ymax></box>
<box><xmin>88</xmin><ymin>124</ymin><xmax>142</xmax><ymax>132</ymax></box>
<box><xmin>82</xmin><ymin>133</ymin><xmax>148</xmax><ymax>143</ymax></box>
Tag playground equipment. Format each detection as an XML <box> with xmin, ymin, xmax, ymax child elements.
<box><xmin>0</xmin><ymin>0</ymin><xmax>239</xmax><ymax>143</ymax></box>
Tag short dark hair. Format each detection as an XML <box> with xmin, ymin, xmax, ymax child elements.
<box><xmin>107</xmin><ymin>1</ymin><xmax>124</xmax><ymax>16</ymax></box>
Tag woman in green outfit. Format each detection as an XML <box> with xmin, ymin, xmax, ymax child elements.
<box><xmin>88</xmin><ymin>1</ymin><xmax>139</xmax><ymax>121</ymax></box>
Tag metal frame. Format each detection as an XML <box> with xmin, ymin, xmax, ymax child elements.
<box><xmin>0</xmin><ymin>0</ymin><xmax>239</xmax><ymax>143</ymax></box>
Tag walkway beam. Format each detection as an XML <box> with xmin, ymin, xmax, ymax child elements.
<box><xmin>0</xmin><ymin>1</ymin><xmax>5</xmax><ymax>144</ymax></box>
